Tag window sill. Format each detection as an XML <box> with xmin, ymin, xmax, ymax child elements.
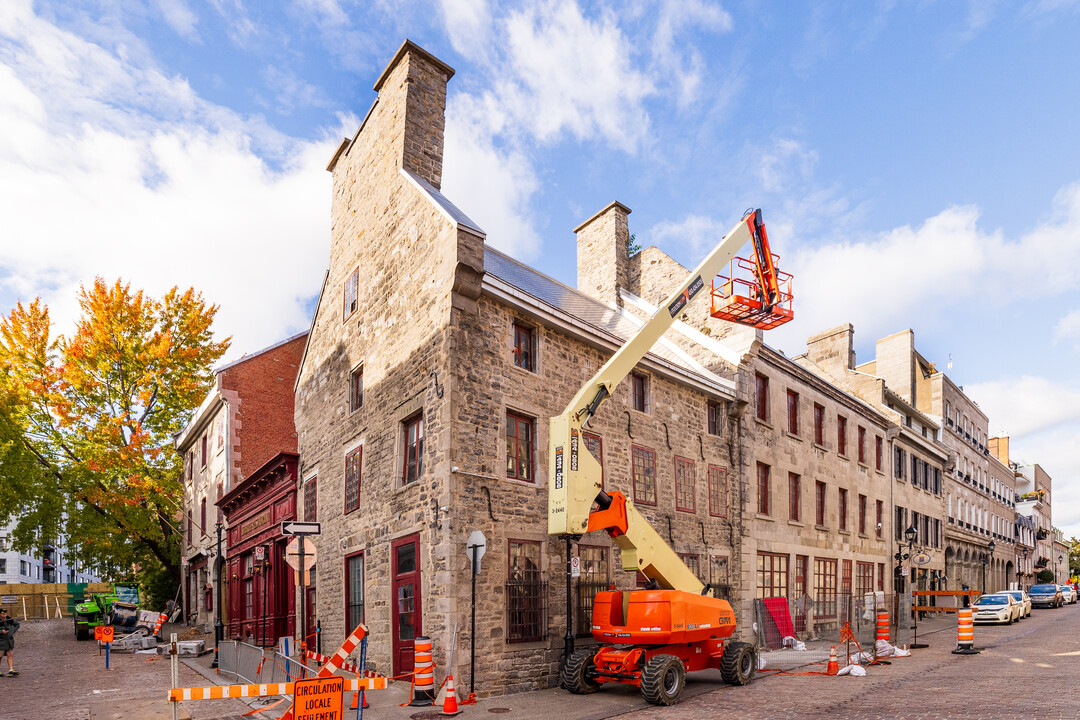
<box><xmin>394</xmin><ymin>480</ymin><xmax>422</xmax><ymax>496</ymax></box>
<box><xmin>815</xmin><ymin>524</ymin><xmax>828</xmax><ymax>532</ymax></box>
<box><xmin>837</xmin><ymin>453</ymin><xmax>850</xmax><ymax>462</ymax></box>
<box><xmin>503</xmin><ymin>476</ymin><xmax>539</xmax><ymax>489</ymax></box>
<box><xmin>510</xmin><ymin>363</ymin><xmax>538</xmax><ymax>376</ymax></box>
<box><xmin>754</xmin><ymin>417</ymin><xmax>773</xmax><ymax>431</ymax></box>
<box><xmin>755</xmin><ymin>513</ymin><xmax>775</xmax><ymax>522</ymax></box>
<box><xmin>858</xmin><ymin>533</ymin><xmax>870</xmax><ymax>540</ymax></box>
<box><xmin>788</xmin><ymin>520</ymin><xmax>804</xmax><ymax>528</ymax></box>
<box><xmin>812</xmin><ymin>442</ymin><xmax>827</xmax><ymax>452</ymax></box>
<box><xmin>785</xmin><ymin>431</ymin><xmax>803</xmax><ymax>442</ymax></box>
<box><xmin>838</xmin><ymin>529</ymin><xmax>851</xmax><ymax>535</ymax></box>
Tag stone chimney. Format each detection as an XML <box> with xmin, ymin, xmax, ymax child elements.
<box><xmin>576</xmin><ymin>201</ymin><xmax>632</xmax><ymax>306</ymax></box>
<box><xmin>805</xmin><ymin>324</ymin><xmax>856</xmax><ymax>379</ymax></box>
<box><xmin>372</xmin><ymin>39</ymin><xmax>455</xmax><ymax>190</ymax></box>
<box><xmin>989</xmin><ymin>436</ymin><xmax>1009</xmax><ymax>465</ymax></box>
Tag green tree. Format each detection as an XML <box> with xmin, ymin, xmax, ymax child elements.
<box><xmin>0</xmin><ymin>279</ymin><xmax>229</xmax><ymax>603</ymax></box>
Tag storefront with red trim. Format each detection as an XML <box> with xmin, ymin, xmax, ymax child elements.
<box><xmin>218</xmin><ymin>451</ymin><xmax>298</xmax><ymax>645</ymax></box>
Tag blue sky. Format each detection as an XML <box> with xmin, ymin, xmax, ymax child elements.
<box><xmin>2</xmin><ymin>0</ymin><xmax>1079</xmax><ymax>537</ymax></box>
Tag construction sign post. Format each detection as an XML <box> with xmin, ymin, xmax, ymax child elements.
<box><xmin>293</xmin><ymin>676</ymin><xmax>344</xmax><ymax>720</ymax></box>
<box><xmin>95</xmin><ymin>625</ymin><xmax>114</xmax><ymax>669</ymax></box>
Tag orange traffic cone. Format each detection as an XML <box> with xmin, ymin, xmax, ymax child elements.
<box><xmin>826</xmin><ymin>646</ymin><xmax>839</xmax><ymax>676</ymax></box>
<box><xmin>349</xmin><ymin>690</ymin><xmax>369</xmax><ymax>710</ymax></box>
<box><xmin>440</xmin><ymin>674</ymin><xmax>462</xmax><ymax>716</ymax></box>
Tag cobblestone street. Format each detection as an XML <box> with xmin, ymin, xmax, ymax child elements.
<box><xmin>2</xmin><ymin>606</ymin><xmax>1077</xmax><ymax>719</ymax></box>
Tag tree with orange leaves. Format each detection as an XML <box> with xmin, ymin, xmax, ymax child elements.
<box><xmin>0</xmin><ymin>279</ymin><xmax>229</xmax><ymax>600</ymax></box>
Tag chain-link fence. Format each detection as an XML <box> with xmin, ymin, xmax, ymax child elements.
<box><xmin>752</xmin><ymin>592</ymin><xmax>900</xmax><ymax>671</ymax></box>
<box><xmin>217</xmin><ymin>640</ymin><xmax>318</xmax><ymax>685</ymax></box>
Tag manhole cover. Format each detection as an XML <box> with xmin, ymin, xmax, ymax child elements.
<box><xmin>489</xmin><ymin>709</ymin><xmax>512</xmax><ymax>714</ymax></box>
<box><xmin>409</xmin><ymin>713</ymin><xmax>443</xmax><ymax>720</ymax></box>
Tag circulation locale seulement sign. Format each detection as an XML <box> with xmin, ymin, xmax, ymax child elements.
<box><xmin>292</xmin><ymin>675</ymin><xmax>344</xmax><ymax>720</ymax></box>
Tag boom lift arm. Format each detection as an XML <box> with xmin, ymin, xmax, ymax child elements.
<box><xmin>548</xmin><ymin>209</ymin><xmax>785</xmax><ymax>593</ymax></box>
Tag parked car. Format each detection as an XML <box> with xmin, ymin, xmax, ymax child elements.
<box><xmin>1029</xmin><ymin>584</ymin><xmax>1064</xmax><ymax>608</ymax></box>
<box><xmin>971</xmin><ymin>593</ymin><xmax>1022</xmax><ymax>624</ymax></box>
<box><xmin>1057</xmin><ymin>584</ymin><xmax>1077</xmax><ymax>604</ymax></box>
<box><xmin>996</xmin><ymin>589</ymin><xmax>1032</xmax><ymax>619</ymax></box>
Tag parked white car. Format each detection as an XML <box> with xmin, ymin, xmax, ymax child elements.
<box><xmin>971</xmin><ymin>593</ymin><xmax>1022</xmax><ymax>624</ymax></box>
<box><xmin>996</xmin><ymin>589</ymin><xmax>1032</xmax><ymax>619</ymax></box>
<box><xmin>1057</xmin><ymin>584</ymin><xmax>1077</xmax><ymax>604</ymax></box>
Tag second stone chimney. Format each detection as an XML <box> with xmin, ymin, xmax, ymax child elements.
<box><xmin>575</xmin><ymin>201</ymin><xmax>632</xmax><ymax>306</ymax></box>
<box><xmin>805</xmin><ymin>324</ymin><xmax>856</xmax><ymax>380</ymax></box>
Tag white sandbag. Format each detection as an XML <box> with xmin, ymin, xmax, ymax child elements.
<box><xmin>757</xmin><ymin>656</ymin><xmax>767</xmax><ymax>670</ymax></box>
<box><xmin>848</xmin><ymin>664</ymin><xmax>867</xmax><ymax>676</ymax></box>
<box><xmin>836</xmin><ymin>664</ymin><xmax>852</xmax><ymax>675</ymax></box>
<box><xmin>849</xmin><ymin>650</ymin><xmax>873</xmax><ymax>664</ymax></box>
<box><xmin>781</xmin><ymin>636</ymin><xmax>807</xmax><ymax>651</ymax></box>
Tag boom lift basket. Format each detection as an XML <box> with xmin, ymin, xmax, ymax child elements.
<box><xmin>710</xmin><ymin>253</ymin><xmax>794</xmax><ymax>329</ymax></box>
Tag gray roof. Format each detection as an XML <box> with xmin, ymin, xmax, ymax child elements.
<box><xmin>483</xmin><ymin>246</ymin><xmax>723</xmax><ymax>382</ymax></box>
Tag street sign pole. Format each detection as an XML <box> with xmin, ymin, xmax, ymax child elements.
<box><xmin>281</xmin><ymin>521</ymin><xmax>321</xmax><ymax>649</ymax></box>
<box><xmin>298</xmin><ymin>537</ymin><xmax>305</xmax><ymax>649</ymax></box>
<box><xmin>465</xmin><ymin>530</ymin><xmax>486</xmax><ymax>695</ymax></box>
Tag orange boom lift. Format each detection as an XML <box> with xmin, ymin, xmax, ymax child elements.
<box><xmin>549</xmin><ymin>209</ymin><xmax>792</xmax><ymax>705</ymax></box>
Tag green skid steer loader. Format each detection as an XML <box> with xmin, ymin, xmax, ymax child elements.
<box><xmin>73</xmin><ymin>583</ymin><xmax>146</xmax><ymax>640</ymax></box>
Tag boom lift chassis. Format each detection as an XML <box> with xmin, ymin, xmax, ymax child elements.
<box><xmin>549</xmin><ymin>209</ymin><xmax>792</xmax><ymax>705</ymax></box>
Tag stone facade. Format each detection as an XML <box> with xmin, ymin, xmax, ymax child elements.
<box><xmin>295</xmin><ymin>41</ymin><xmax>744</xmax><ymax>695</ymax></box>
<box><xmin>798</xmin><ymin>325</ymin><xmax>949</xmax><ymax>595</ymax></box>
<box><xmin>177</xmin><ymin>331</ymin><xmax>306</xmax><ymax>632</ymax></box>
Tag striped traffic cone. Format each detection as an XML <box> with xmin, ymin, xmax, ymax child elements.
<box><xmin>826</xmin><ymin>646</ymin><xmax>839</xmax><ymax>675</ymax></box>
<box><xmin>440</xmin><ymin>674</ymin><xmax>462</xmax><ymax>716</ymax></box>
<box><xmin>952</xmin><ymin>608</ymin><xmax>979</xmax><ymax>654</ymax></box>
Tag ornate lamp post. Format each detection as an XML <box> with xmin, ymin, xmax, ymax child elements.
<box><xmin>1057</xmin><ymin>554</ymin><xmax>1064</xmax><ymax>583</ymax></box>
<box><xmin>1019</xmin><ymin>547</ymin><xmax>1028</xmax><ymax>590</ymax></box>
<box><xmin>210</xmin><ymin>521</ymin><xmax>225</xmax><ymax>669</ymax></box>
<box><xmin>982</xmin><ymin>540</ymin><xmax>995</xmax><ymax>592</ymax></box>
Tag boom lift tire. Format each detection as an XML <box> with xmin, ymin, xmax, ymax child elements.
<box><xmin>561</xmin><ymin>648</ymin><xmax>600</xmax><ymax>694</ymax></box>
<box><xmin>640</xmin><ymin>654</ymin><xmax>686</xmax><ymax>706</ymax></box>
<box><xmin>720</xmin><ymin>641</ymin><xmax>756</xmax><ymax>686</ymax></box>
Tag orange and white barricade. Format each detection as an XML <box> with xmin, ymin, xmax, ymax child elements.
<box><xmin>410</xmin><ymin>636</ymin><xmax>436</xmax><ymax>705</ymax></box>
<box><xmin>170</xmin><ymin>676</ymin><xmax>387</xmax><ymax>702</ymax></box>
<box><xmin>875</xmin><ymin>611</ymin><xmax>890</xmax><ymax>643</ymax></box>
<box><xmin>951</xmin><ymin>608</ymin><xmax>979</xmax><ymax>654</ymax></box>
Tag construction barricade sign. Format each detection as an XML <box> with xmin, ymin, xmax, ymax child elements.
<box><xmin>293</xmin><ymin>675</ymin><xmax>344</xmax><ymax>720</ymax></box>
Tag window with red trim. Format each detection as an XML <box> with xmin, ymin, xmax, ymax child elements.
<box><xmin>632</xmin><ymin>446</ymin><xmax>656</xmax><ymax>506</ymax></box>
<box><xmin>788</xmin><ymin>473</ymin><xmax>800</xmax><ymax>522</ymax></box>
<box><xmin>506</xmin><ymin>412</ymin><xmax>533</xmax><ymax>482</ymax></box>
<box><xmin>838</xmin><ymin>487</ymin><xmax>848</xmax><ymax>531</ymax></box>
<box><xmin>814</xmin><ymin>558</ymin><xmax>837</xmax><ymax>618</ymax></box>
<box><xmin>755</xmin><ymin>373</ymin><xmax>769</xmax><ymax>421</ymax></box>
<box><xmin>343</xmin><ymin>267</ymin><xmax>358</xmax><ymax>320</ymax></box>
<box><xmin>837</xmin><ymin>415</ymin><xmax>847</xmax><ymax>456</ymax></box>
<box><xmin>757</xmin><ymin>462</ymin><xmax>770</xmax><ymax>515</ymax></box>
<box><xmin>707</xmin><ymin>400</ymin><xmax>723</xmax><ymax>436</ymax></box>
<box><xmin>858</xmin><ymin>493</ymin><xmax>867</xmax><ymax>535</ymax></box>
<box><xmin>678</xmin><ymin>553</ymin><xmax>701</xmax><ymax>582</ymax></box>
<box><xmin>787</xmin><ymin>390</ymin><xmax>799</xmax><ymax>435</ymax></box>
<box><xmin>858</xmin><ymin>426</ymin><xmax>866</xmax><ymax>464</ymax></box>
<box><xmin>403</xmin><ymin>414</ymin><xmax>424</xmax><ymax>485</ymax></box>
<box><xmin>631</xmin><ymin>373</ymin><xmax>647</xmax><ymax>412</ymax></box>
<box><xmin>815</xmin><ymin>481</ymin><xmax>826</xmax><ymax>526</ymax></box>
<box><xmin>757</xmin><ymin>552</ymin><xmax>788</xmax><ymax>599</ymax></box>
<box><xmin>876</xmin><ymin>499</ymin><xmax>883</xmax><ymax>538</ymax></box>
<box><xmin>512</xmin><ymin>322</ymin><xmax>536</xmax><ymax>372</ymax></box>
<box><xmin>875</xmin><ymin>436</ymin><xmax>883</xmax><ymax>471</ymax></box>
<box><xmin>708</xmin><ymin>465</ymin><xmax>727</xmax><ymax>517</ymax></box>
<box><xmin>345</xmin><ymin>551</ymin><xmax>364</xmax><ymax>630</ymax></box>
<box><xmin>674</xmin><ymin>457</ymin><xmax>695</xmax><ymax>512</ymax></box>
<box><xmin>813</xmin><ymin>403</ymin><xmax>824</xmax><ymax>445</ymax></box>
<box><xmin>345</xmin><ymin>446</ymin><xmax>361</xmax><ymax>513</ymax></box>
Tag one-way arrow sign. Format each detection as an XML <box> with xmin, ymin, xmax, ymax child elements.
<box><xmin>281</xmin><ymin>521</ymin><xmax>322</xmax><ymax>536</ymax></box>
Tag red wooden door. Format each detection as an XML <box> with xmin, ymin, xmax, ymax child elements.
<box><xmin>392</xmin><ymin>535</ymin><xmax>421</xmax><ymax>676</ymax></box>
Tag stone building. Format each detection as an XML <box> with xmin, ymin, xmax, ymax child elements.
<box><xmin>177</xmin><ymin>332</ymin><xmax>306</xmax><ymax>632</ymax></box>
<box><xmin>294</xmin><ymin>41</ymin><xmax>747</xmax><ymax>695</ymax></box>
<box><xmin>1010</xmin><ymin>459</ymin><xmax>1054</xmax><ymax>585</ymax></box>
<box><xmin>837</xmin><ymin>330</ymin><xmax>1013</xmax><ymax>593</ymax></box>
<box><xmin>795</xmin><ymin>326</ymin><xmax>949</xmax><ymax>601</ymax></box>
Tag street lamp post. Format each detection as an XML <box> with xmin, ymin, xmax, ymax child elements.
<box><xmin>1057</xmin><ymin>555</ymin><xmax>1064</xmax><ymax>583</ymax></box>
<box><xmin>210</xmin><ymin>521</ymin><xmax>225</xmax><ymax>669</ymax></box>
<box><xmin>894</xmin><ymin>525</ymin><xmax>927</xmax><ymax>647</ymax></box>
<box><xmin>983</xmin><ymin>540</ymin><xmax>996</xmax><ymax>593</ymax></box>
<box><xmin>1019</xmin><ymin>548</ymin><xmax>1028</xmax><ymax>591</ymax></box>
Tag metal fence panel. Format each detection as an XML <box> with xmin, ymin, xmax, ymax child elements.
<box><xmin>753</xmin><ymin>593</ymin><xmax>897</xmax><ymax>671</ymax></box>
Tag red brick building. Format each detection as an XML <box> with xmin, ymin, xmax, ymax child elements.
<box><xmin>177</xmin><ymin>332</ymin><xmax>306</xmax><ymax>633</ymax></box>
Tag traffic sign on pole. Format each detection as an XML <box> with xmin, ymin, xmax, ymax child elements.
<box><xmin>466</xmin><ymin>530</ymin><xmax>486</xmax><ymax>572</ymax></box>
<box><xmin>281</xmin><ymin>521</ymin><xmax>322</xmax><ymax>536</ymax></box>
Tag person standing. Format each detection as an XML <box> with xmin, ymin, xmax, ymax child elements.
<box><xmin>0</xmin><ymin>608</ymin><xmax>19</xmax><ymax>677</ymax></box>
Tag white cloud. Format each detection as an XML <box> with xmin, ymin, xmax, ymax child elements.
<box><xmin>156</xmin><ymin>0</ymin><xmax>200</xmax><ymax>41</ymax></box>
<box><xmin>439</xmin><ymin>0</ymin><xmax>494</xmax><ymax>63</ymax></box>
<box><xmin>0</xmin><ymin>1</ymin><xmax>349</xmax><ymax>361</ymax></box>
<box><xmin>443</xmin><ymin>94</ymin><xmax>541</xmax><ymax>260</ymax></box>
<box><xmin>648</xmin><ymin>214</ymin><xmax>731</xmax><ymax>257</ymax></box>
<box><xmin>967</xmin><ymin>376</ymin><xmax>1080</xmax><ymax>439</ymax></box>
<box><xmin>1054</xmin><ymin>309</ymin><xmax>1080</xmax><ymax>346</ymax></box>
